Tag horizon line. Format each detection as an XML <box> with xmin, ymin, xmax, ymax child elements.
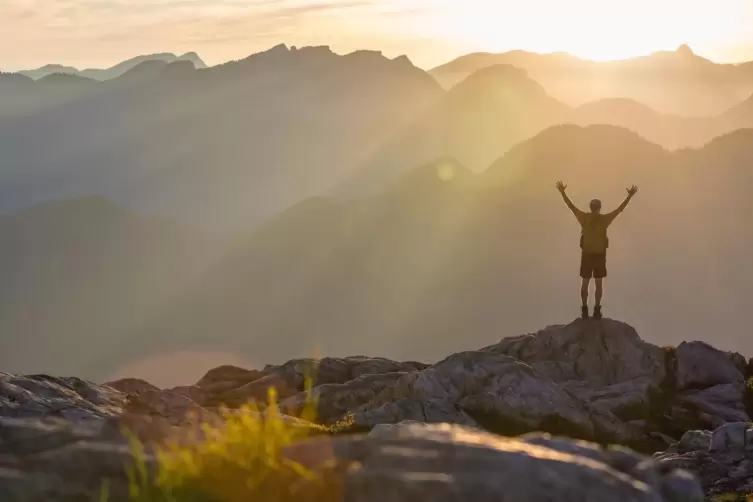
<box><xmin>4</xmin><ymin>42</ymin><xmax>753</xmax><ymax>74</ymax></box>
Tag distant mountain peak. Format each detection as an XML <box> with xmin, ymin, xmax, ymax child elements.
<box><xmin>676</xmin><ymin>44</ymin><xmax>695</xmax><ymax>57</ymax></box>
<box><xmin>267</xmin><ymin>43</ymin><xmax>291</xmax><ymax>54</ymax></box>
<box><xmin>177</xmin><ymin>52</ymin><xmax>207</xmax><ymax>69</ymax></box>
<box><xmin>649</xmin><ymin>44</ymin><xmax>710</xmax><ymax>66</ymax></box>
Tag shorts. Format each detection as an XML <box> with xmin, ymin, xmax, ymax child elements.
<box><xmin>580</xmin><ymin>252</ymin><xmax>607</xmax><ymax>279</ymax></box>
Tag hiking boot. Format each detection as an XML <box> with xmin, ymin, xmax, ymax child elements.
<box><xmin>581</xmin><ymin>306</ymin><xmax>589</xmax><ymax>319</ymax></box>
<box><xmin>593</xmin><ymin>306</ymin><xmax>603</xmax><ymax>320</ymax></box>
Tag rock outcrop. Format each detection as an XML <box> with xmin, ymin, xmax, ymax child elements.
<box><xmin>484</xmin><ymin>320</ymin><xmax>667</xmax><ymax>420</ymax></box>
<box><xmin>654</xmin><ymin>422</ymin><xmax>753</xmax><ymax>498</ymax></box>
<box><xmin>331</xmin><ymin>320</ymin><xmax>748</xmax><ymax>452</ymax></box>
<box><xmin>345</xmin><ymin>350</ymin><xmax>645</xmax><ymax>443</ymax></box>
<box><xmin>2</xmin><ymin>318</ymin><xmax>751</xmax><ymax>500</ymax></box>
<box><xmin>669</xmin><ymin>342</ymin><xmax>749</xmax><ymax>431</ymax></box>
<box><xmin>0</xmin><ymin>373</ymin><xmax>126</xmax><ymax>420</ymax></box>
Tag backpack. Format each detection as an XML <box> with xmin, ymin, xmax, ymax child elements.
<box><xmin>580</xmin><ymin>214</ymin><xmax>610</xmax><ymax>250</ymax></box>
<box><xmin>580</xmin><ymin>233</ymin><xmax>609</xmax><ymax>250</ymax></box>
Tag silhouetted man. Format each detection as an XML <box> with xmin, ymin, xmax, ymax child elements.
<box><xmin>556</xmin><ymin>181</ymin><xmax>638</xmax><ymax>319</ymax></box>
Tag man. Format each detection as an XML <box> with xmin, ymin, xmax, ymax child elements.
<box><xmin>556</xmin><ymin>181</ymin><xmax>638</xmax><ymax>320</ymax></box>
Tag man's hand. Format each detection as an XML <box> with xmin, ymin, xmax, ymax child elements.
<box><xmin>556</xmin><ymin>181</ymin><xmax>567</xmax><ymax>193</ymax></box>
<box><xmin>626</xmin><ymin>185</ymin><xmax>638</xmax><ymax>197</ymax></box>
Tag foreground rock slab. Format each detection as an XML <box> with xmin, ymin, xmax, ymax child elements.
<box><xmin>0</xmin><ymin>418</ymin><xmax>704</xmax><ymax>502</ymax></box>
<box><xmin>288</xmin><ymin>422</ymin><xmax>703</xmax><ymax>502</ymax></box>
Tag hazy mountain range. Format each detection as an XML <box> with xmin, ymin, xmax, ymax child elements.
<box><xmin>2</xmin><ymin>44</ymin><xmax>753</xmax><ymax>231</ymax></box>
<box><xmin>1</xmin><ymin>44</ymin><xmax>753</xmax><ymax>385</ymax></box>
<box><xmin>18</xmin><ymin>52</ymin><xmax>207</xmax><ymax>81</ymax></box>
<box><xmin>342</xmin><ymin>64</ymin><xmax>753</xmax><ymax>195</ymax></box>
<box><xmin>431</xmin><ymin>45</ymin><xmax>753</xmax><ymax>116</ymax></box>
<box><xmin>0</xmin><ymin>44</ymin><xmax>441</xmax><ymax>229</ymax></box>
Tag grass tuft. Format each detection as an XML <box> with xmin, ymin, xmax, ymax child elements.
<box><xmin>123</xmin><ymin>373</ymin><xmax>337</xmax><ymax>502</ymax></box>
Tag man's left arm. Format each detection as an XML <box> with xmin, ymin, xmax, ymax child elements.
<box><xmin>605</xmin><ymin>185</ymin><xmax>638</xmax><ymax>223</ymax></box>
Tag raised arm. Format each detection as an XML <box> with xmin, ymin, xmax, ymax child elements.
<box><xmin>556</xmin><ymin>181</ymin><xmax>585</xmax><ymax>220</ymax></box>
<box><xmin>605</xmin><ymin>185</ymin><xmax>638</xmax><ymax>222</ymax></box>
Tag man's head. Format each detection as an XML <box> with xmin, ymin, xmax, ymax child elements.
<box><xmin>589</xmin><ymin>199</ymin><xmax>602</xmax><ymax>214</ymax></box>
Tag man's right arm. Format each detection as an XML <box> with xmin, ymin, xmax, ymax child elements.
<box><xmin>556</xmin><ymin>182</ymin><xmax>585</xmax><ymax>221</ymax></box>
<box><xmin>561</xmin><ymin>191</ymin><xmax>581</xmax><ymax>216</ymax></box>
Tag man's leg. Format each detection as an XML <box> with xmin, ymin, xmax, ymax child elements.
<box><xmin>594</xmin><ymin>278</ymin><xmax>603</xmax><ymax>307</ymax></box>
<box><xmin>580</xmin><ymin>278</ymin><xmax>590</xmax><ymax>319</ymax></box>
<box><xmin>581</xmin><ymin>278</ymin><xmax>590</xmax><ymax>307</ymax></box>
<box><xmin>579</xmin><ymin>253</ymin><xmax>592</xmax><ymax>318</ymax></box>
<box><xmin>593</xmin><ymin>254</ymin><xmax>606</xmax><ymax>319</ymax></box>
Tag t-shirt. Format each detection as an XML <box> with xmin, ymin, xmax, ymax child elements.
<box><xmin>575</xmin><ymin>211</ymin><xmax>618</xmax><ymax>254</ymax></box>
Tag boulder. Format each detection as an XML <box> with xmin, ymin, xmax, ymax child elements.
<box><xmin>482</xmin><ymin>320</ymin><xmax>666</xmax><ymax>435</ymax></box>
<box><xmin>675</xmin><ymin>341</ymin><xmax>745</xmax><ymax>391</ymax></box>
<box><xmin>0</xmin><ymin>373</ymin><xmax>125</xmax><ymax>420</ymax></box>
<box><xmin>279</xmin><ymin>372</ymin><xmax>410</xmax><ymax>424</ymax></box>
<box><xmin>654</xmin><ymin>423</ymin><xmax>753</xmax><ymax>498</ymax></box>
<box><xmin>483</xmin><ymin>319</ymin><xmax>666</xmax><ymax>387</ymax></box>
<box><xmin>284</xmin><ymin>423</ymin><xmax>703</xmax><ymax>502</ymax></box>
<box><xmin>709</xmin><ymin>422</ymin><xmax>748</xmax><ymax>452</ymax></box>
<box><xmin>348</xmin><ymin>351</ymin><xmax>643</xmax><ymax>443</ymax></box>
<box><xmin>676</xmin><ymin>383</ymin><xmax>749</xmax><ymax>427</ymax></box>
<box><xmin>481</xmin><ymin>321</ymin><xmax>749</xmax><ymax>440</ymax></box>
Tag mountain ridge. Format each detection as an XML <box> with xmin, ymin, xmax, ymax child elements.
<box><xmin>341</xmin><ymin>63</ymin><xmax>753</xmax><ymax>197</ymax></box>
<box><xmin>431</xmin><ymin>45</ymin><xmax>753</xmax><ymax>116</ymax></box>
<box><xmin>18</xmin><ymin>52</ymin><xmax>208</xmax><ymax>81</ymax></box>
<box><xmin>0</xmin><ymin>43</ymin><xmax>442</xmax><ymax>230</ymax></box>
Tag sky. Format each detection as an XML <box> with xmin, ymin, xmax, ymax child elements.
<box><xmin>2</xmin><ymin>0</ymin><xmax>753</xmax><ymax>71</ymax></box>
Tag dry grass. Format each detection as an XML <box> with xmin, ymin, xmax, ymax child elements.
<box><xmin>122</xmin><ymin>379</ymin><xmax>339</xmax><ymax>502</ymax></box>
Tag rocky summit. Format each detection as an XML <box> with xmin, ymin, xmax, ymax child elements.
<box><xmin>1</xmin><ymin>318</ymin><xmax>751</xmax><ymax>501</ymax></box>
